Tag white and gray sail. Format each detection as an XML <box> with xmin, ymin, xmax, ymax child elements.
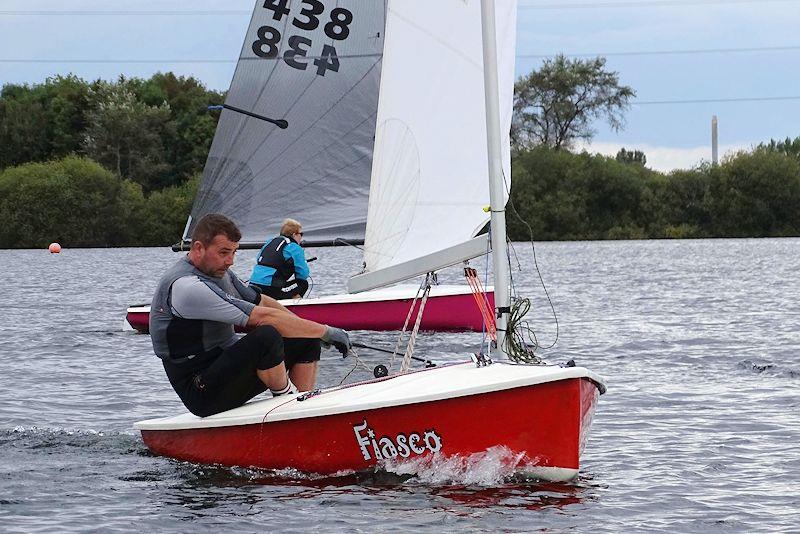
<box><xmin>186</xmin><ymin>0</ymin><xmax>386</xmax><ymax>246</ymax></box>
<box><xmin>349</xmin><ymin>0</ymin><xmax>517</xmax><ymax>292</ymax></box>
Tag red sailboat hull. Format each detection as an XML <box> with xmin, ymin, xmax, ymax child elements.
<box><xmin>140</xmin><ymin>376</ymin><xmax>599</xmax><ymax>479</ymax></box>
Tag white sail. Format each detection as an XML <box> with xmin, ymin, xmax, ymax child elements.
<box><xmin>186</xmin><ymin>1</ymin><xmax>387</xmax><ymax>246</ymax></box>
<box><xmin>354</xmin><ymin>0</ymin><xmax>517</xmax><ymax>288</ymax></box>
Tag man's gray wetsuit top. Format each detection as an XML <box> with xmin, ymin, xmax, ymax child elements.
<box><xmin>150</xmin><ymin>256</ymin><xmax>261</xmax><ymax>362</ymax></box>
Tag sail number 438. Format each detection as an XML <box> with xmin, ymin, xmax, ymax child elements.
<box><xmin>252</xmin><ymin>0</ymin><xmax>353</xmax><ymax>77</ymax></box>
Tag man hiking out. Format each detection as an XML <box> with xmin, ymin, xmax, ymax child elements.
<box><xmin>149</xmin><ymin>213</ymin><xmax>350</xmax><ymax>417</ymax></box>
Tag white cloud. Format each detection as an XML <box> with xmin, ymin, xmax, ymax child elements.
<box><xmin>573</xmin><ymin>141</ymin><xmax>752</xmax><ymax>173</ymax></box>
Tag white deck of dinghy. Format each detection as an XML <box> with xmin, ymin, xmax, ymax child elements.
<box><xmin>135</xmin><ymin>361</ymin><xmax>605</xmax><ymax>431</ymax></box>
<box><xmin>126</xmin><ymin>284</ymin><xmax>486</xmax><ymax>314</ymax></box>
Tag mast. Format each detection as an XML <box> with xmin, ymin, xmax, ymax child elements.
<box><xmin>480</xmin><ymin>0</ymin><xmax>510</xmax><ymax>354</ymax></box>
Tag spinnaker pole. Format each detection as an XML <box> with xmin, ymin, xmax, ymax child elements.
<box><xmin>480</xmin><ymin>0</ymin><xmax>511</xmax><ymax>355</ymax></box>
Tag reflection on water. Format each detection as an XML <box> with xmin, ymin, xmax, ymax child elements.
<box><xmin>137</xmin><ymin>460</ymin><xmax>596</xmax><ymax>517</ymax></box>
<box><xmin>428</xmin><ymin>482</ymin><xmax>590</xmax><ymax>511</ymax></box>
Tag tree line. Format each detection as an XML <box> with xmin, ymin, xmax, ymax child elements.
<box><xmin>0</xmin><ymin>72</ymin><xmax>221</xmax><ymax>191</ymax></box>
<box><xmin>1</xmin><ymin>63</ymin><xmax>799</xmax><ymax>248</ymax></box>
<box><xmin>0</xmin><ymin>73</ymin><xmax>218</xmax><ymax>247</ymax></box>
<box><xmin>508</xmin><ymin>145</ymin><xmax>800</xmax><ymax>240</ymax></box>
<box><xmin>507</xmin><ymin>55</ymin><xmax>799</xmax><ymax>239</ymax></box>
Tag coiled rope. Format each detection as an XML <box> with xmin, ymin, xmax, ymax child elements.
<box><xmin>505</xmin><ymin>297</ymin><xmax>544</xmax><ymax>364</ymax></box>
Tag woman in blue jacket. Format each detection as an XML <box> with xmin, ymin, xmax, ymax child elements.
<box><xmin>249</xmin><ymin>219</ymin><xmax>310</xmax><ymax>300</ymax></box>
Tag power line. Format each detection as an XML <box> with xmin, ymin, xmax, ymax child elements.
<box><xmin>519</xmin><ymin>0</ymin><xmax>800</xmax><ymax>9</ymax></box>
<box><xmin>0</xmin><ymin>59</ymin><xmax>234</xmax><ymax>64</ymax></box>
<box><xmin>518</xmin><ymin>45</ymin><xmax>800</xmax><ymax>58</ymax></box>
<box><xmin>0</xmin><ymin>10</ymin><xmax>250</xmax><ymax>16</ymax></box>
<box><xmin>1</xmin><ymin>0</ymin><xmax>798</xmax><ymax>15</ymax></box>
<box><xmin>635</xmin><ymin>95</ymin><xmax>800</xmax><ymax>104</ymax></box>
<box><xmin>2</xmin><ymin>44</ymin><xmax>799</xmax><ymax>64</ymax></box>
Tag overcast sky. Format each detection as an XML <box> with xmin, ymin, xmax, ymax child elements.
<box><xmin>1</xmin><ymin>0</ymin><xmax>799</xmax><ymax>171</ymax></box>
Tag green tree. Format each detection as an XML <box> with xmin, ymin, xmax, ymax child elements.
<box><xmin>0</xmin><ymin>88</ymin><xmax>49</xmax><ymax>168</ymax></box>
<box><xmin>707</xmin><ymin>150</ymin><xmax>800</xmax><ymax>237</ymax></box>
<box><xmin>42</xmin><ymin>75</ymin><xmax>92</xmax><ymax>157</ymax></box>
<box><xmin>508</xmin><ymin>146</ymin><xmax>591</xmax><ymax>240</ymax></box>
<box><xmin>0</xmin><ymin>157</ymin><xmax>145</xmax><ymax>248</ymax></box>
<box><xmin>512</xmin><ymin>55</ymin><xmax>635</xmax><ymax>150</ymax></box>
<box><xmin>0</xmin><ymin>73</ymin><xmax>222</xmax><ymax>187</ymax></box>
<box><xmin>138</xmin><ymin>174</ymin><xmax>199</xmax><ymax>246</ymax></box>
<box><xmin>0</xmin><ymin>75</ymin><xmax>91</xmax><ymax>169</ymax></box>
<box><xmin>139</xmin><ymin>73</ymin><xmax>223</xmax><ymax>182</ymax></box>
<box><xmin>83</xmin><ymin>80</ymin><xmax>173</xmax><ymax>191</ymax></box>
<box><xmin>758</xmin><ymin>136</ymin><xmax>800</xmax><ymax>160</ymax></box>
<box><xmin>616</xmin><ymin>148</ymin><xmax>647</xmax><ymax>166</ymax></box>
<box><xmin>583</xmin><ymin>153</ymin><xmax>654</xmax><ymax>239</ymax></box>
<box><xmin>656</xmin><ymin>168</ymin><xmax>711</xmax><ymax>238</ymax></box>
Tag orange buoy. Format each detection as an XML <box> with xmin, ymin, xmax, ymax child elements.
<box><xmin>48</xmin><ymin>242</ymin><xmax>62</xmax><ymax>254</ymax></box>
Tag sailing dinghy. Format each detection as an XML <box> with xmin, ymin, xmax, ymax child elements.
<box><xmin>136</xmin><ymin>0</ymin><xmax>605</xmax><ymax>482</ymax></box>
<box><xmin>126</xmin><ymin>284</ymin><xmax>493</xmax><ymax>334</ymax></box>
<box><xmin>125</xmin><ymin>0</ymin><xmax>495</xmax><ymax>333</ymax></box>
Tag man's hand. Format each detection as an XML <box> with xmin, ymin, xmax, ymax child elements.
<box><xmin>321</xmin><ymin>326</ymin><xmax>352</xmax><ymax>357</ymax></box>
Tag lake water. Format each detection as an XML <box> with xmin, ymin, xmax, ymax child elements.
<box><xmin>1</xmin><ymin>239</ymin><xmax>798</xmax><ymax>532</ymax></box>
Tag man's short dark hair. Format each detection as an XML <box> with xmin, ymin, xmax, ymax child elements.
<box><xmin>192</xmin><ymin>213</ymin><xmax>242</xmax><ymax>245</ymax></box>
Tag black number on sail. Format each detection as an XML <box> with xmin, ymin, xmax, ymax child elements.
<box><xmin>284</xmin><ymin>35</ymin><xmax>312</xmax><ymax>70</ymax></box>
<box><xmin>293</xmin><ymin>0</ymin><xmax>324</xmax><ymax>31</ymax></box>
<box><xmin>313</xmin><ymin>44</ymin><xmax>340</xmax><ymax>76</ymax></box>
<box><xmin>262</xmin><ymin>0</ymin><xmax>290</xmax><ymax>21</ymax></box>
<box><xmin>325</xmin><ymin>8</ymin><xmax>353</xmax><ymax>40</ymax></box>
<box><xmin>252</xmin><ymin>26</ymin><xmax>282</xmax><ymax>58</ymax></box>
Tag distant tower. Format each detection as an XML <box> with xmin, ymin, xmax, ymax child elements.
<box><xmin>711</xmin><ymin>115</ymin><xmax>718</xmax><ymax>165</ymax></box>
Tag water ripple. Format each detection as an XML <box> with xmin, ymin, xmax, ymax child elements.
<box><xmin>1</xmin><ymin>241</ymin><xmax>799</xmax><ymax>532</ymax></box>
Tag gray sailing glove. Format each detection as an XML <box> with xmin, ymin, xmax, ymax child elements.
<box><xmin>321</xmin><ymin>326</ymin><xmax>352</xmax><ymax>357</ymax></box>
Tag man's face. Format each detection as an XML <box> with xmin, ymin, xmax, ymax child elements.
<box><xmin>193</xmin><ymin>234</ymin><xmax>239</xmax><ymax>278</ymax></box>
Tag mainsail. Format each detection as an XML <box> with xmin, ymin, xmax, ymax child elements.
<box><xmin>186</xmin><ymin>1</ymin><xmax>386</xmax><ymax>246</ymax></box>
<box><xmin>349</xmin><ymin>0</ymin><xmax>517</xmax><ymax>292</ymax></box>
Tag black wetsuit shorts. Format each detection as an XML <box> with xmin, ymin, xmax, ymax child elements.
<box><xmin>163</xmin><ymin>325</ymin><xmax>321</xmax><ymax>417</ymax></box>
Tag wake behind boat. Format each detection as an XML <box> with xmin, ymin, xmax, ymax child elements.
<box><xmin>126</xmin><ymin>284</ymin><xmax>494</xmax><ymax>334</ymax></box>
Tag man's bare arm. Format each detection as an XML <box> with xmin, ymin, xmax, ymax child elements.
<box><xmin>246</xmin><ymin>306</ymin><xmax>325</xmax><ymax>338</ymax></box>
<box><xmin>258</xmin><ymin>294</ymin><xmax>293</xmax><ymax>314</ymax></box>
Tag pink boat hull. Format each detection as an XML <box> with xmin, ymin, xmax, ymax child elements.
<box><xmin>140</xmin><ymin>377</ymin><xmax>600</xmax><ymax>477</ymax></box>
<box><xmin>126</xmin><ymin>290</ymin><xmax>494</xmax><ymax>333</ymax></box>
